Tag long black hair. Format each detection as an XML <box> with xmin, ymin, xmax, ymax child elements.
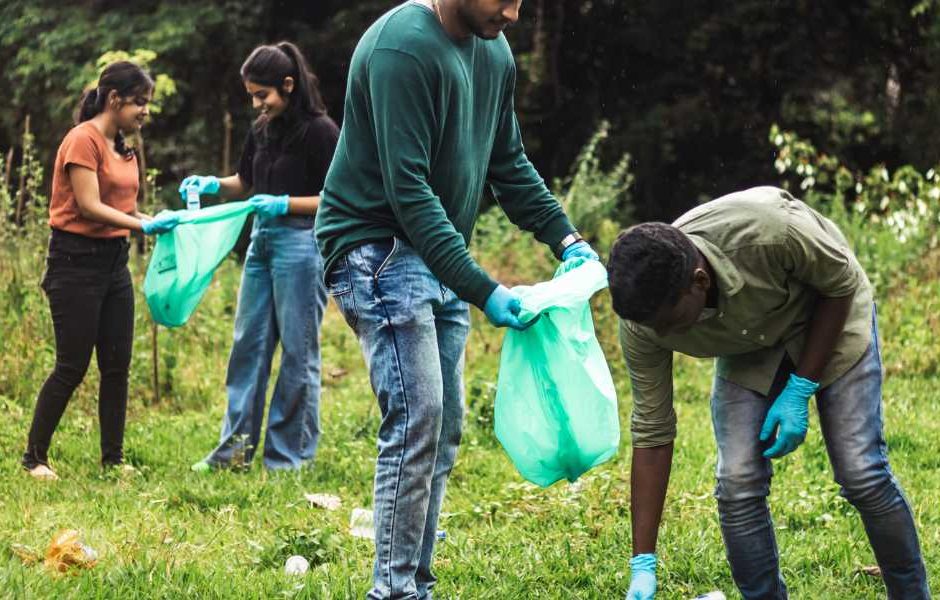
<box><xmin>74</xmin><ymin>61</ymin><xmax>154</xmax><ymax>159</ymax></box>
<box><xmin>240</xmin><ymin>41</ymin><xmax>327</xmax><ymax>149</ymax></box>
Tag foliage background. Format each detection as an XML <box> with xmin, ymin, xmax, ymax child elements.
<box><xmin>3</xmin><ymin>0</ymin><xmax>940</xmax><ymax>221</ymax></box>
<box><xmin>1</xmin><ymin>1</ymin><xmax>939</xmax><ymax>598</ymax></box>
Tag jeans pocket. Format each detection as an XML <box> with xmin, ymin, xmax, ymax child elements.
<box><xmin>325</xmin><ymin>256</ymin><xmax>352</xmax><ymax>296</ymax></box>
<box><xmin>361</xmin><ymin>238</ymin><xmax>398</xmax><ymax>278</ymax></box>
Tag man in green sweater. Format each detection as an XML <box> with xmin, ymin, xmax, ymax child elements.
<box><xmin>315</xmin><ymin>2</ymin><xmax>597</xmax><ymax>598</ymax></box>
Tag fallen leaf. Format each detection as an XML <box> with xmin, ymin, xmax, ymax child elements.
<box><xmin>304</xmin><ymin>493</ymin><xmax>342</xmax><ymax>511</ymax></box>
<box><xmin>327</xmin><ymin>367</ymin><xmax>348</xmax><ymax>380</ymax></box>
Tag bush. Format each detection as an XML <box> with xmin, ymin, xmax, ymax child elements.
<box><xmin>770</xmin><ymin>124</ymin><xmax>940</xmax><ymax>293</ymax></box>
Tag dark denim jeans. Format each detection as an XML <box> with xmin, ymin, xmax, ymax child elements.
<box><xmin>203</xmin><ymin>221</ymin><xmax>327</xmax><ymax>470</ymax></box>
<box><xmin>326</xmin><ymin>238</ymin><xmax>470</xmax><ymax>600</ymax></box>
<box><xmin>23</xmin><ymin>229</ymin><xmax>134</xmax><ymax>469</ymax></box>
<box><xmin>711</xmin><ymin>307</ymin><xmax>930</xmax><ymax>599</ymax></box>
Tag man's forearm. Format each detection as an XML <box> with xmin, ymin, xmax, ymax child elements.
<box><xmin>796</xmin><ymin>294</ymin><xmax>854</xmax><ymax>381</ymax></box>
<box><xmin>631</xmin><ymin>442</ymin><xmax>674</xmax><ymax>555</ymax></box>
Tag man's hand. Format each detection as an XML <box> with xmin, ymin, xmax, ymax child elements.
<box><xmin>483</xmin><ymin>285</ymin><xmax>534</xmax><ymax>330</ymax></box>
<box><xmin>759</xmin><ymin>373</ymin><xmax>820</xmax><ymax>458</ymax></box>
<box><xmin>626</xmin><ymin>553</ymin><xmax>657</xmax><ymax>600</ymax></box>
<box><xmin>562</xmin><ymin>240</ymin><xmax>600</xmax><ymax>262</ymax></box>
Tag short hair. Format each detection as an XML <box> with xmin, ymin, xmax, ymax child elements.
<box><xmin>607</xmin><ymin>222</ymin><xmax>700</xmax><ymax>321</ymax></box>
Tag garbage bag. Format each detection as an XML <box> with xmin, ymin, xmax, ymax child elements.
<box><xmin>144</xmin><ymin>202</ymin><xmax>253</xmax><ymax>327</ymax></box>
<box><xmin>494</xmin><ymin>258</ymin><xmax>619</xmax><ymax>487</ymax></box>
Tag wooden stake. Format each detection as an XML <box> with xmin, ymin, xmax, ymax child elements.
<box><xmin>135</xmin><ymin>131</ymin><xmax>160</xmax><ymax>406</ymax></box>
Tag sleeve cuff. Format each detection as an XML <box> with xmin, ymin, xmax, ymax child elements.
<box><xmin>536</xmin><ymin>214</ymin><xmax>576</xmax><ymax>257</ymax></box>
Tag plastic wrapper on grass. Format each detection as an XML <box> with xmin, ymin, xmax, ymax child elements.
<box><xmin>44</xmin><ymin>530</ymin><xmax>97</xmax><ymax>575</ymax></box>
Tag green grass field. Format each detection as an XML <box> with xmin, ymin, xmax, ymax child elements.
<box><xmin>0</xmin><ymin>247</ymin><xmax>937</xmax><ymax>599</ymax></box>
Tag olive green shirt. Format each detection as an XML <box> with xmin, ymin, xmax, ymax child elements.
<box><xmin>620</xmin><ymin>187</ymin><xmax>873</xmax><ymax>448</ymax></box>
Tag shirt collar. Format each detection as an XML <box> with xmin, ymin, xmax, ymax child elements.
<box><xmin>686</xmin><ymin>233</ymin><xmax>744</xmax><ymax>297</ymax></box>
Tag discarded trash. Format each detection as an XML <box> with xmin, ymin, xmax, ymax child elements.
<box><xmin>691</xmin><ymin>593</ymin><xmax>726</xmax><ymax>600</ymax></box>
<box><xmin>284</xmin><ymin>554</ymin><xmax>309</xmax><ymax>575</ymax></box>
<box><xmin>435</xmin><ymin>530</ymin><xmax>446</xmax><ymax>541</ymax></box>
<box><xmin>44</xmin><ymin>530</ymin><xmax>97</xmax><ymax>574</ymax></box>
<box><xmin>349</xmin><ymin>508</ymin><xmax>374</xmax><ymax>540</ymax></box>
<box><xmin>860</xmin><ymin>565</ymin><xmax>882</xmax><ymax>577</ymax></box>
<box><xmin>304</xmin><ymin>493</ymin><xmax>341</xmax><ymax>511</ymax></box>
<box><xmin>10</xmin><ymin>543</ymin><xmax>41</xmax><ymax>566</ymax></box>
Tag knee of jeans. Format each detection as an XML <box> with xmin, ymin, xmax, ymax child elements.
<box><xmin>52</xmin><ymin>360</ymin><xmax>91</xmax><ymax>389</ymax></box>
<box><xmin>717</xmin><ymin>495</ymin><xmax>770</xmax><ymax>528</ymax></box>
<box><xmin>715</xmin><ymin>469</ymin><xmax>772</xmax><ymax>503</ymax></box>
<box><xmin>839</xmin><ymin>470</ymin><xmax>905</xmax><ymax>514</ymax></box>
<box><xmin>98</xmin><ymin>353</ymin><xmax>131</xmax><ymax>378</ymax></box>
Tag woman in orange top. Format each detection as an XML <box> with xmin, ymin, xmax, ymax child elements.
<box><xmin>22</xmin><ymin>61</ymin><xmax>179</xmax><ymax>480</ymax></box>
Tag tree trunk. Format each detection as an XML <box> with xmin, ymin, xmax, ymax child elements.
<box><xmin>222</xmin><ymin>109</ymin><xmax>233</xmax><ymax>175</ymax></box>
<box><xmin>14</xmin><ymin>115</ymin><xmax>30</xmax><ymax>227</ymax></box>
<box><xmin>3</xmin><ymin>147</ymin><xmax>13</xmax><ymax>191</ymax></box>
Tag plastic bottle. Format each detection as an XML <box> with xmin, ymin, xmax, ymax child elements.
<box><xmin>186</xmin><ymin>187</ymin><xmax>201</xmax><ymax>211</ymax></box>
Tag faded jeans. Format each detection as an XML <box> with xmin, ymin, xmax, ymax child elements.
<box><xmin>326</xmin><ymin>238</ymin><xmax>470</xmax><ymax>600</ymax></box>
<box><xmin>204</xmin><ymin>220</ymin><xmax>327</xmax><ymax>470</ymax></box>
<box><xmin>711</xmin><ymin>306</ymin><xmax>930</xmax><ymax>599</ymax></box>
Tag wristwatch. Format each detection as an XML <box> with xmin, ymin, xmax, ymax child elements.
<box><xmin>555</xmin><ymin>232</ymin><xmax>584</xmax><ymax>257</ymax></box>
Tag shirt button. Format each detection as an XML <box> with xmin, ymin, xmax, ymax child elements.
<box><xmin>742</xmin><ymin>329</ymin><xmax>748</xmax><ymax>335</ymax></box>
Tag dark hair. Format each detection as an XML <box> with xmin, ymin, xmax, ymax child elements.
<box><xmin>240</xmin><ymin>41</ymin><xmax>327</xmax><ymax>148</ymax></box>
<box><xmin>75</xmin><ymin>61</ymin><xmax>154</xmax><ymax>159</ymax></box>
<box><xmin>607</xmin><ymin>222</ymin><xmax>701</xmax><ymax>321</ymax></box>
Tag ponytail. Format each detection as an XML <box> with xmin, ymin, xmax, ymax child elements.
<box><xmin>72</xmin><ymin>61</ymin><xmax>154</xmax><ymax>159</ymax></box>
<box><xmin>274</xmin><ymin>41</ymin><xmax>327</xmax><ymax>117</ymax></box>
<box><xmin>77</xmin><ymin>88</ymin><xmax>104</xmax><ymax>123</ymax></box>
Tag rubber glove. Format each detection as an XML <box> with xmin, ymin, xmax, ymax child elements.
<box><xmin>178</xmin><ymin>175</ymin><xmax>220</xmax><ymax>201</ymax></box>
<box><xmin>759</xmin><ymin>373</ymin><xmax>820</xmax><ymax>458</ymax></box>
<box><xmin>483</xmin><ymin>285</ymin><xmax>533</xmax><ymax>330</ymax></box>
<box><xmin>626</xmin><ymin>553</ymin><xmax>657</xmax><ymax>600</ymax></box>
<box><xmin>562</xmin><ymin>240</ymin><xmax>600</xmax><ymax>262</ymax></box>
<box><xmin>141</xmin><ymin>213</ymin><xmax>180</xmax><ymax>235</ymax></box>
<box><xmin>249</xmin><ymin>194</ymin><xmax>290</xmax><ymax>219</ymax></box>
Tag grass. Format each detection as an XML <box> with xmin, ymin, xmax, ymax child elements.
<box><xmin>0</xmin><ymin>243</ymin><xmax>937</xmax><ymax>599</ymax></box>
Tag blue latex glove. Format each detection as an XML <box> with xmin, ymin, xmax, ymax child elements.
<box><xmin>562</xmin><ymin>240</ymin><xmax>600</xmax><ymax>262</ymax></box>
<box><xmin>483</xmin><ymin>284</ymin><xmax>534</xmax><ymax>331</ymax></box>
<box><xmin>249</xmin><ymin>194</ymin><xmax>290</xmax><ymax>219</ymax></box>
<box><xmin>626</xmin><ymin>553</ymin><xmax>657</xmax><ymax>600</ymax></box>
<box><xmin>141</xmin><ymin>213</ymin><xmax>180</xmax><ymax>235</ymax></box>
<box><xmin>178</xmin><ymin>175</ymin><xmax>220</xmax><ymax>201</ymax></box>
<box><xmin>759</xmin><ymin>373</ymin><xmax>820</xmax><ymax>458</ymax></box>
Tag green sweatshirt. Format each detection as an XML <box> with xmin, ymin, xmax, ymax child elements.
<box><xmin>315</xmin><ymin>2</ymin><xmax>575</xmax><ymax>308</ymax></box>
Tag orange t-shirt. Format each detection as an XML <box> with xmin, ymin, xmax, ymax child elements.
<box><xmin>48</xmin><ymin>121</ymin><xmax>139</xmax><ymax>238</ymax></box>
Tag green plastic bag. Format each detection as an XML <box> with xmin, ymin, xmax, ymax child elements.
<box><xmin>494</xmin><ymin>258</ymin><xmax>619</xmax><ymax>487</ymax></box>
<box><xmin>144</xmin><ymin>201</ymin><xmax>253</xmax><ymax>327</ymax></box>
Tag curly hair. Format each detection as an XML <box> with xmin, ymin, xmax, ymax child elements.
<box><xmin>607</xmin><ymin>222</ymin><xmax>700</xmax><ymax>321</ymax></box>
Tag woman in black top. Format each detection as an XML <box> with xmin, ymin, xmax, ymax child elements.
<box><xmin>180</xmin><ymin>42</ymin><xmax>338</xmax><ymax>471</ymax></box>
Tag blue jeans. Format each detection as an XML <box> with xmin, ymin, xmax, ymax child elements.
<box><xmin>204</xmin><ymin>221</ymin><xmax>327</xmax><ymax>470</ymax></box>
<box><xmin>711</xmin><ymin>307</ymin><xmax>929</xmax><ymax>599</ymax></box>
<box><xmin>326</xmin><ymin>239</ymin><xmax>470</xmax><ymax>600</ymax></box>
